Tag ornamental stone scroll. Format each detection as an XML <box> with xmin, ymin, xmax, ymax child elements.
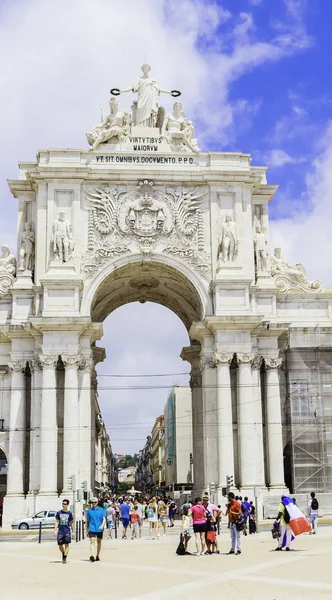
<box><xmin>200</xmin><ymin>354</ymin><xmax>216</xmax><ymax>371</ymax></box>
<box><xmin>237</xmin><ymin>353</ymin><xmax>256</xmax><ymax>365</ymax></box>
<box><xmin>265</xmin><ymin>357</ymin><xmax>283</xmax><ymax>370</ymax></box>
<box><xmin>8</xmin><ymin>360</ymin><xmax>26</xmax><ymax>373</ymax></box>
<box><xmin>79</xmin><ymin>358</ymin><xmax>94</xmax><ymax>372</ymax></box>
<box><xmin>39</xmin><ymin>355</ymin><xmax>58</xmax><ymax>369</ymax></box>
<box><xmin>214</xmin><ymin>352</ymin><xmax>234</xmax><ymax>365</ymax></box>
<box><xmin>252</xmin><ymin>355</ymin><xmax>263</xmax><ymax>370</ymax></box>
<box><xmin>62</xmin><ymin>354</ymin><xmax>82</xmax><ymax>367</ymax></box>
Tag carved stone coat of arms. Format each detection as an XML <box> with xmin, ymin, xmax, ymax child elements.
<box><xmin>82</xmin><ymin>180</ymin><xmax>211</xmax><ymax>279</ymax></box>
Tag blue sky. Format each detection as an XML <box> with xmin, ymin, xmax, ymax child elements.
<box><xmin>1</xmin><ymin>0</ymin><xmax>332</xmax><ymax>454</ymax></box>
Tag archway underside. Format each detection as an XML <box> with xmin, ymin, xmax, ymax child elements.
<box><xmin>91</xmin><ymin>261</ymin><xmax>203</xmax><ymax>330</ymax></box>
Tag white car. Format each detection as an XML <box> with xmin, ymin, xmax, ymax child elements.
<box><xmin>11</xmin><ymin>510</ymin><xmax>57</xmax><ymax>530</ymax></box>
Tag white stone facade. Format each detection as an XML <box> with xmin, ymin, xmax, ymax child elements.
<box><xmin>1</xmin><ymin>76</ymin><xmax>332</xmax><ymax>525</ymax></box>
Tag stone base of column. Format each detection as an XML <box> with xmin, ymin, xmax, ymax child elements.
<box><xmin>2</xmin><ymin>495</ymin><xmax>28</xmax><ymax>529</ymax></box>
<box><xmin>35</xmin><ymin>492</ymin><xmax>59</xmax><ymax>513</ymax></box>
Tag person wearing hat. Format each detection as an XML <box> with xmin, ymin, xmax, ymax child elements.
<box><xmin>85</xmin><ymin>497</ymin><xmax>106</xmax><ymax>562</ymax></box>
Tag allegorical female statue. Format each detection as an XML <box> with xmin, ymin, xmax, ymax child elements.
<box><xmin>164</xmin><ymin>102</ymin><xmax>199</xmax><ymax>153</ymax></box>
<box><xmin>118</xmin><ymin>64</ymin><xmax>177</xmax><ymax>128</ymax></box>
<box><xmin>0</xmin><ymin>245</ymin><xmax>16</xmax><ymax>275</ymax></box>
<box><xmin>87</xmin><ymin>98</ymin><xmax>131</xmax><ymax>149</ymax></box>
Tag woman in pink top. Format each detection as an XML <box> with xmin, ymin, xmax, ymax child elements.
<box><xmin>190</xmin><ymin>497</ymin><xmax>207</xmax><ymax>555</ymax></box>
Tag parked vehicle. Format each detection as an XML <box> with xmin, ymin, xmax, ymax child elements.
<box><xmin>11</xmin><ymin>510</ymin><xmax>57</xmax><ymax>530</ymax></box>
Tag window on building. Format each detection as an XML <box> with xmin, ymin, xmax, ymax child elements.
<box><xmin>291</xmin><ymin>379</ymin><xmax>310</xmax><ymax>417</ymax></box>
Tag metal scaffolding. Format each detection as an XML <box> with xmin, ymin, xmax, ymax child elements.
<box><xmin>286</xmin><ymin>346</ymin><xmax>332</xmax><ymax>493</ymax></box>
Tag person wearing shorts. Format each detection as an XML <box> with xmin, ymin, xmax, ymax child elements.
<box><xmin>157</xmin><ymin>500</ymin><xmax>167</xmax><ymax>538</ymax></box>
<box><xmin>54</xmin><ymin>499</ymin><xmax>74</xmax><ymax>563</ymax></box>
<box><xmin>106</xmin><ymin>504</ymin><xmax>115</xmax><ymax>538</ymax></box>
<box><xmin>130</xmin><ymin>505</ymin><xmax>140</xmax><ymax>539</ymax></box>
<box><xmin>120</xmin><ymin>499</ymin><xmax>131</xmax><ymax>539</ymax></box>
<box><xmin>190</xmin><ymin>497</ymin><xmax>207</xmax><ymax>555</ymax></box>
<box><xmin>85</xmin><ymin>497</ymin><xmax>106</xmax><ymax>562</ymax></box>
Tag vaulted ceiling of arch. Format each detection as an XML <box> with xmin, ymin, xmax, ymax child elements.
<box><xmin>91</xmin><ymin>262</ymin><xmax>203</xmax><ymax>330</ymax></box>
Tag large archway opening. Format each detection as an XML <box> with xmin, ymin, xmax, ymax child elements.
<box><xmin>90</xmin><ymin>260</ymin><xmax>204</xmax><ymax>494</ymax></box>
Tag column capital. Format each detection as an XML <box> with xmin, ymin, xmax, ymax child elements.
<box><xmin>29</xmin><ymin>359</ymin><xmax>43</xmax><ymax>372</ymax></box>
<box><xmin>79</xmin><ymin>357</ymin><xmax>94</xmax><ymax>371</ymax></box>
<box><xmin>214</xmin><ymin>351</ymin><xmax>233</xmax><ymax>365</ymax></box>
<box><xmin>62</xmin><ymin>354</ymin><xmax>81</xmax><ymax>367</ymax></box>
<box><xmin>237</xmin><ymin>352</ymin><xmax>255</xmax><ymax>365</ymax></box>
<box><xmin>8</xmin><ymin>360</ymin><xmax>26</xmax><ymax>373</ymax></box>
<box><xmin>265</xmin><ymin>357</ymin><xmax>283</xmax><ymax>370</ymax></box>
<box><xmin>200</xmin><ymin>352</ymin><xmax>216</xmax><ymax>370</ymax></box>
<box><xmin>252</xmin><ymin>355</ymin><xmax>263</xmax><ymax>370</ymax></box>
<box><xmin>39</xmin><ymin>355</ymin><xmax>58</xmax><ymax>368</ymax></box>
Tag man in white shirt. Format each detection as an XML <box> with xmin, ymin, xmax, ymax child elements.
<box><xmin>307</xmin><ymin>491</ymin><xmax>319</xmax><ymax>534</ymax></box>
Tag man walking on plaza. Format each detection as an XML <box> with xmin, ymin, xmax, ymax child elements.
<box><xmin>54</xmin><ymin>499</ymin><xmax>74</xmax><ymax>563</ymax></box>
<box><xmin>85</xmin><ymin>497</ymin><xmax>106</xmax><ymax>562</ymax></box>
<box><xmin>308</xmin><ymin>491</ymin><xmax>319</xmax><ymax>534</ymax></box>
<box><xmin>226</xmin><ymin>492</ymin><xmax>242</xmax><ymax>555</ymax></box>
<box><xmin>120</xmin><ymin>498</ymin><xmax>131</xmax><ymax>539</ymax></box>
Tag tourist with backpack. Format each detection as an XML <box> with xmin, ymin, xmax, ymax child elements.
<box><xmin>274</xmin><ymin>495</ymin><xmax>293</xmax><ymax>551</ymax></box>
<box><xmin>307</xmin><ymin>492</ymin><xmax>319</xmax><ymax>534</ymax></box>
<box><xmin>226</xmin><ymin>492</ymin><xmax>243</xmax><ymax>555</ymax></box>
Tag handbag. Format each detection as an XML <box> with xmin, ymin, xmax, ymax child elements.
<box><xmin>235</xmin><ymin>515</ymin><xmax>245</xmax><ymax>531</ymax></box>
<box><xmin>271</xmin><ymin>522</ymin><xmax>281</xmax><ymax>539</ymax></box>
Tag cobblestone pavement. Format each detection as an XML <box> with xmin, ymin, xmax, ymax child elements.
<box><xmin>1</xmin><ymin>524</ymin><xmax>332</xmax><ymax>600</ymax></box>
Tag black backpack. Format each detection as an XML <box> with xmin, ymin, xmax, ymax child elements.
<box><xmin>311</xmin><ymin>498</ymin><xmax>319</xmax><ymax>510</ymax></box>
<box><xmin>176</xmin><ymin>534</ymin><xmax>186</xmax><ymax>555</ymax></box>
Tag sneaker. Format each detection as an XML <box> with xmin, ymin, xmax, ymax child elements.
<box><xmin>286</xmin><ymin>547</ymin><xmax>290</xmax><ymax>551</ymax></box>
<box><xmin>236</xmin><ymin>551</ymin><xmax>241</xmax><ymax>555</ymax></box>
<box><xmin>227</xmin><ymin>550</ymin><xmax>235</xmax><ymax>555</ymax></box>
<box><xmin>275</xmin><ymin>547</ymin><xmax>282</xmax><ymax>551</ymax></box>
<box><xmin>95</xmin><ymin>556</ymin><xmax>100</xmax><ymax>561</ymax></box>
<box><xmin>313</xmin><ymin>532</ymin><xmax>316</xmax><ymax>535</ymax></box>
<box><xmin>62</xmin><ymin>554</ymin><xmax>67</xmax><ymax>563</ymax></box>
<box><xmin>90</xmin><ymin>555</ymin><xmax>95</xmax><ymax>562</ymax></box>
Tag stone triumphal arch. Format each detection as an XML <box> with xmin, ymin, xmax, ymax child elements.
<box><xmin>1</xmin><ymin>65</ymin><xmax>332</xmax><ymax>526</ymax></box>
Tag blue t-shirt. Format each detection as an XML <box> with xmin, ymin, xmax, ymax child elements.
<box><xmin>56</xmin><ymin>510</ymin><xmax>73</xmax><ymax>534</ymax></box>
<box><xmin>243</xmin><ymin>501</ymin><xmax>250</xmax><ymax>516</ymax></box>
<box><xmin>120</xmin><ymin>503</ymin><xmax>130</xmax><ymax>520</ymax></box>
<box><xmin>86</xmin><ymin>506</ymin><xmax>105</xmax><ymax>532</ymax></box>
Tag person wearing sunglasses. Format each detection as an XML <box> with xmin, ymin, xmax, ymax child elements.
<box><xmin>85</xmin><ymin>497</ymin><xmax>106</xmax><ymax>562</ymax></box>
<box><xmin>54</xmin><ymin>499</ymin><xmax>74</xmax><ymax>563</ymax></box>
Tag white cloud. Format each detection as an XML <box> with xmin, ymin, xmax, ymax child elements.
<box><xmin>264</xmin><ymin>149</ymin><xmax>306</xmax><ymax>167</ymax></box>
<box><xmin>270</xmin><ymin>121</ymin><xmax>332</xmax><ymax>287</ymax></box>
<box><xmin>0</xmin><ymin>0</ymin><xmax>315</xmax><ymax>453</ymax></box>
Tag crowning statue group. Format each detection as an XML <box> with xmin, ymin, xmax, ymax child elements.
<box><xmin>52</xmin><ymin>490</ymin><xmax>318</xmax><ymax>563</ymax></box>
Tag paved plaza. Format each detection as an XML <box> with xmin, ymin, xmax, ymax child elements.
<box><xmin>1</xmin><ymin>524</ymin><xmax>332</xmax><ymax>600</ymax></box>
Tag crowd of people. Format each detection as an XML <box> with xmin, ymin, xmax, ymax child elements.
<box><xmin>53</xmin><ymin>490</ymin><xmax>319</xmax><ymax>563</ymax></box>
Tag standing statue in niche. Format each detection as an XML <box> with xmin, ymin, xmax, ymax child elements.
<box><xmin>51</xmin><ymin>212</ymin><xmax>75</xmax><ymax>263</ymax></box>
<box><xmin>218</xmin><ymin>214</ymin><xmax>239</xmax><ymax>263</ymax></box>
<box><xmin>19</xmin><ymin>222</ymin><xmax>35</xmax><ymax>272</ymax></box>
<box><xmin>115</xmin><ymin>64</ymin><xmax>180</xmax><ymax>128</ymax></box>
<box><xmin>164</xmin><ymin>102</ymin><xmax>199</xmax><ymax>153</ymax></box>
<box><xmin>254</xmin><ymin>224</ymin><xmax>268</xmax><ymax>272</ymax></box>
<box><xmin>0</xmin><ymin>245</ymin><xmax>16</xmax><ymax>275</ymax></box>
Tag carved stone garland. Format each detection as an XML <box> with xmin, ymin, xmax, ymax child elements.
<box><xmin>82</xmin><ymin>181</ymin><xmax>211</xmax><ymax>280</ymax></box>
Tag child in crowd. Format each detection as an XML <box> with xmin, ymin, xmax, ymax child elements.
<box><xmin>130</xmin><ymin>505</ymin><xmax>140</xmax><ymax>540</ymax></box>
<box><xmin>205</xmin><ymin>511</ymin><xmax>218</xmax><ymax>554</ymax></box>
<box><xmin>181</xmin><ymin>506</ymin><xmax>192</xmax><ymax>552</ymax></box>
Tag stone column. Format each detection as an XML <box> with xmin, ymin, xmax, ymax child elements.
<box><xmin>214</xmin><ymin>352</ymin><xmax>235</xmax><ymax>491</ymax></box>
<box><xmin>62</xmin><ymin>354</ymin><xmax>81</xmax><ymax>492</ymax></box>
<box><xmin>7</xmin><ymin>361</ymin><xmax>26</xmax><ymax>496</ymax></box>
<box><xmin>251</xmin><ymin>356</ymin><xmax>265</xmax><ymax>486</ymax></box>
<box><xmin>265</xmin><ymin>358</ymin><xmax>285</xmax><ymax>488</ymax></box>
<box><xmin>79</xmin><ymin>358</ymin><xmax>94</xmax><ymax>493</ymax></box>
<box><xmin>181</xmin><ymin>346</ymin><xmax>203</xmax><ymax>495</ymax></box>
<box><xmin>200</xmin><ymin>352</ymin><xmax>218</xmax><ymax>489</ymax></box>
<box><xmin>39</xmin><ymin>355</ymin><xmax>58</xmax><ymax>495</ymax></box>
<box><xmin>237</xmin><ymin>353</ymin><xmax>256</xmax><ymax>488</ymax></box>
<box><xmin>29</xmin><ymin>360</ymin><xmax>43</xmax><ymax>493</ymax></box>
